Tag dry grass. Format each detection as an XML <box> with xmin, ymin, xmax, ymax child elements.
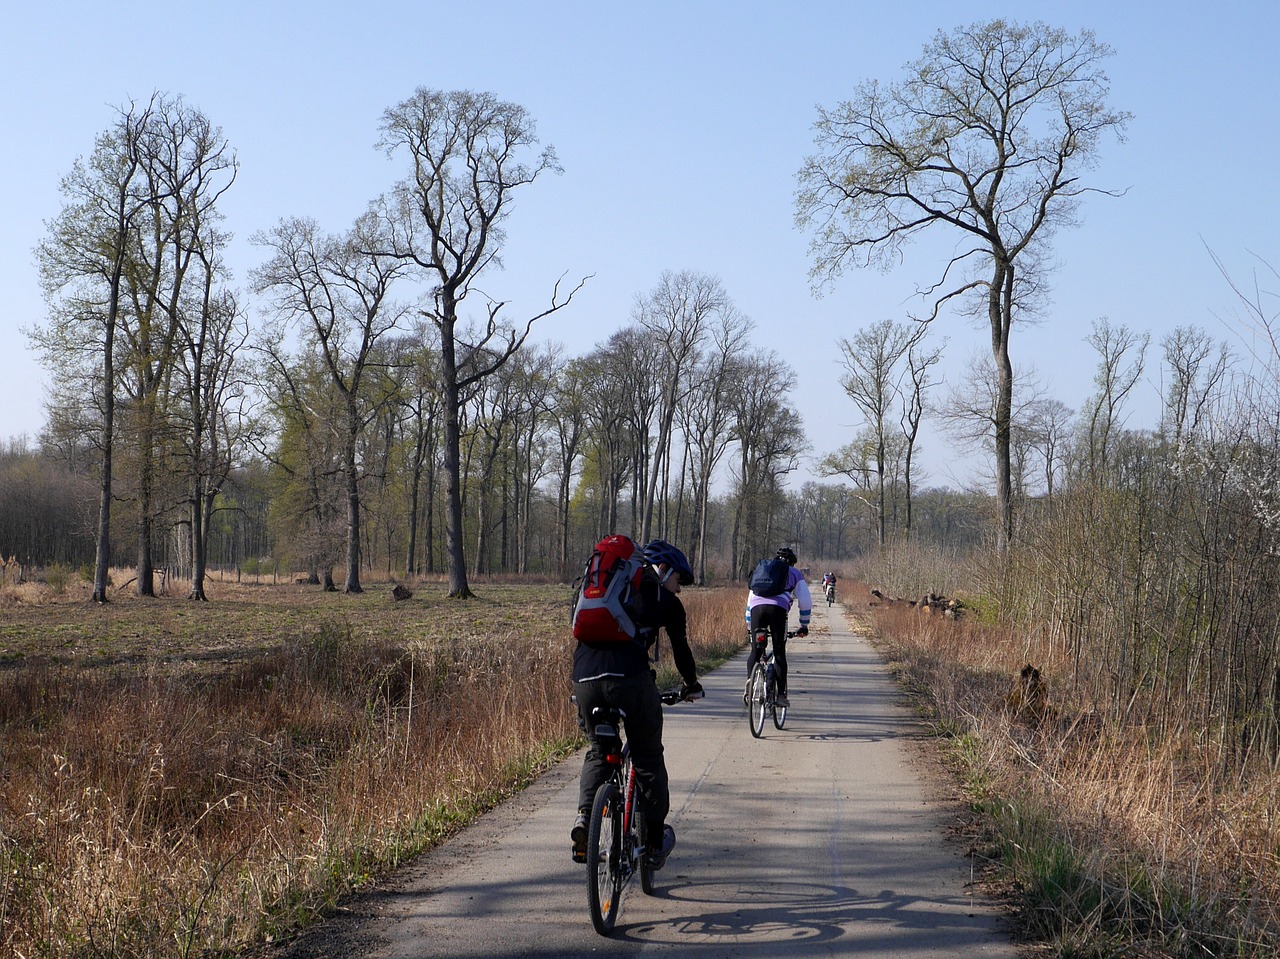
<box><xmin>0</xmin><ymin>573</ymin><xmax>748</xmax><ymax>959</ymax></box>
<box><xmin>853</xmin><ymin>580</ymin><xmax>1280</xmax><ymax>958</ymax></box>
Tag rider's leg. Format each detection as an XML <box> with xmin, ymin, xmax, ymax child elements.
<box><xmin>571</xmin><ymin>679</ymin><xmax>616</xmax><ymax>861</ymax></box>
<box><xmin>613</xmin><ymin>674</ymin><xmax>670</xmax><ymax>845</ymax></box>
<box><xmin>572</xmin><ymin>679</ymin><xmax>615</xmax><ymax>812</ymax></box>
<box><xmin>746</xmin><ymin>609</ymin><xmax>766</xmax><ymax>676</ymax></box>
<box><xmin>747</xmin><ymin>605</ymin><xmax>773</xmax><ymax>699</ymax></box>
<box><xmin>767</xmin><ymin>606</ymin><xmax>789</xmax><ymax>695</ymax></box>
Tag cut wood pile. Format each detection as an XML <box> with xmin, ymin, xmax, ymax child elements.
<box><xmin>868</xmin><ymin>588</ymin><xmax>965</xmax><ymax>619</ymax></box>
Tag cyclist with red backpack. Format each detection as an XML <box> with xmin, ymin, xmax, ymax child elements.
<box><xmin>570</xmin><ymin>538</ymin><xmax>702</xmax><ymax>869</ymax></box>
<box><xmin>744</xmin><ymin>545</ymin><xmax>811</xmax><ymax>707</ymax></box>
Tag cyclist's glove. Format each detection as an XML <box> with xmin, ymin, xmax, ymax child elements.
<box><xmin>681</xmin><ymin>681</ymin><xmax>704</xmax><ymax>701</ymax></box>
<box><xmin>797</xmin><ymin>626</ymin><xmax>809</xmax><ymax>638</ymax></box>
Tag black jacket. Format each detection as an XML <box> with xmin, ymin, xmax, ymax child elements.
<box><xmin>572</xmin><ymin>569</ymin><xmax>698</xmax><ymax>686</ymax></box>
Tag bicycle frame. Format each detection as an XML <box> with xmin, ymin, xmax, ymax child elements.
<box><xmin>582</xmin><ymin>687</ymin><xmax>693</xmax><ymax>935</ymax></box>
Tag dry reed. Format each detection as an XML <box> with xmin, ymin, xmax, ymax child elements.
<box><xmin>856</xmin><ymin>581</ymin><xmax>1280</xmax><ymax>957</ymax></box>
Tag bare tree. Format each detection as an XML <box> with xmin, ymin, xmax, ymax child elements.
<box><xmin>728</xmin><ymin>353</ymin><xmax>805</xmax><ymax>576</ymax></box>
<box><xmin>549</xmin><ymin>357</ymin><xmax>589</xmax><ymax>575</ymax></box>
<box><xmin>390</xmin><ymin>323</ymin><xmax>445</xmax><ymax>576</ymax></box>
<box><xmin>836</xmin><ymin>319</ymin><xmax>914</xmax><ymax>545</ymax></box>
<box><xmin>1021</xmin><ymin>397</ymin><xmax>1074</xmax><ymax>501</ymax></box>
<box><xmin>1080</xmin><ymin>317</ymin><xmax>1149</xmax><ymax>481</ymax></box>
<box><xmin>682</xmin><ymin>310</ymin><xmax>752</xmax><ymax>582</ymax></box>
<box><xmin>175</xmin><ymin>275</ymin><xmax>250</xmax><ymax>600</ymax></box>
<box><xmin>375</xmin><ymin>88</ymin><xmax>586</xmax><ymax>598</ymax></box>
<box><xmin>34</xmin><ymin>99</ymin><xmax>153</xmax><ymax>601</ymax></box>
<box><xmin>1160</xmin><ymin>325</ymin><xmax>1232</xmax><ymax>449</ymax></box>
<box><xmin>253</xmin><ymin>213</ymin><xmax>411</xmax><ymax>593</ymax></box>
<box><xmin>942</xmin><ymin>349</ymin><xmax>1053</xmax><ymax>511</ymax></box>
<box><xmin>633</xmin><ymin>270</ymin><xmax>734</xmax><ymax>542</ymax></box>
<box><xmin>797</xmin><ymin>19</ymin><xmax>1130</xmax><ymax>554</ymax></box>
<box><xmin>900</xmin><ymin>330</ymin><xmax>943</xmax><ymax>538</ymax></box>
<box><xmin>819</xmin><ymin>431</ymin><xmax>887</xmax><ymax>551</ymax></box>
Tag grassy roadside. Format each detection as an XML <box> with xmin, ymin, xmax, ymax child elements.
<box><xmin>0</xmin><ymin>575</ymin><xmax>748</xmax><ymax>958</ymax></box>
<box><xmin>850</xmin><ymin>581</ymin><xmax>1280</xmax><ymax>959</ymax></box>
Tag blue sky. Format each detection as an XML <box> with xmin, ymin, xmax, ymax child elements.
<box><xmin>2</xmin><ymin>2</ymin><xmax>1277</xmax><ymax>490</ymax></box>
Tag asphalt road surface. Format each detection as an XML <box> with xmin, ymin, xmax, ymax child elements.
<box><xmin>270</xmin><ymin>598</ymin><xmax>1018</xmax><ymax>958</ymax></box>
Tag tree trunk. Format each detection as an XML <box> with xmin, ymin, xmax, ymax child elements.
<box><xmin>439</xmin><ymin>306</ymin><xmax>473</xmax><ymax>598</ymax></box>
<box><xmin>137</xmin><ymin>433</ymin><xmax>156</xmax><ymax>598</ymax></box>
<box><xmin>991</xmin><ymin>261</ymin><xmax>1015</xmax><ymax>555</ymax></box>
<box><xmin>188</xmin><ymin>481</ymin><xmax>209</xmax><ymax>601</ymax></box>
<box><xmin>343</xmin><ymin>406</ymin><xmax>363</xmax><ymax>594</ymax></box>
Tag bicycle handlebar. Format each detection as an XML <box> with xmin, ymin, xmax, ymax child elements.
<box><xmin>660</xmin><ymin>686</ymin><xmax>704</xmax><ymax>705</ymax></box>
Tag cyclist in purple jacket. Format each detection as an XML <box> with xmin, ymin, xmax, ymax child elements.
<box><xmin>744</xmin><ymin>545</ymin><xmax>811</xmax><ymax>707</ymax></box>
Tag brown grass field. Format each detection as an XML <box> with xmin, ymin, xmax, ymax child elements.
<box><xmin>0</xmin><ymin>571</ymin><xmax>747</xmax><ymax>958</ymax></box>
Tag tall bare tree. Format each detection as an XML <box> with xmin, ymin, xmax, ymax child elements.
<box><xmin>797</xmin><ymin>19</ymin><xmax>1130</xmax><ymax>554</ymax></box>
<box><xmin>683</xmin><ymin>310</ymin><xmax>752</xmax><ymax>582</ymax></box>
<box><xmin>32</xmin><ymin>94</ymin><xmax>239</xmax><ymax>601</ymax></box>
<box><xmin>900</xmin><ymin>330</ymin><xmax>943</xmax><ymax>538</ymax></box>
<box><xmin>123</xmin><ymin>97</ymin><xmax>237</xmax><ymax>598</ymax></box>
<box><xmin>375</xmin><ymin>88</ymin><xmax>586</xmax><ymax>598</ymax></box>
<box><xmin>633</xmin><ymin>270</ymin><xmax>734</xmax><ymax>543</ymax></box>
<box><xmin>836</xmin><ymin>319</ymin><xmax>914</xmax><ymax>545</ymax></box>
<box><xmin>253</xmin><ymin>213</ymin><xmax>411</xmax><ymax>593</ymax></box>
<box><xmin>1160</xmin><ymin>325</ymin><xmax>1232</xmax><ymax>450</ymax></box>
<box><xmin>389</xmin><ymin>323</ymin><xmax>445</xmax><ymax>576</ymax></box>
<box><xmin>176</xmin><ymin>273</ymin><xmax>249</xmax><ymax>600</ymax></box>
<box><xmin>728</xmin><ymin>353</ymin><xmax>805</xmax><ymax>576</ymax></box>
<box><xmin>549</xmin><ymin>357</ymin><xmax>589</xmax><ymax>575</ymax></box>
<box><xmin>1080</xmin><ymin>317</ymin><xmax>1149</xmax><ymax>482</ymax></box>
<box><xmin>577</xmin><ymin>343</ymin><xmax>639</xmax><ymax>537</ymax></box>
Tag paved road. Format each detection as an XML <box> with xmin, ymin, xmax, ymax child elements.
<box><xmin>273</xmin><ymin>599</ymin><xmax>1018</xmax><ymax>958</ymax></box>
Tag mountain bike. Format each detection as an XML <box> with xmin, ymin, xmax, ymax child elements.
<box><xmin>826</xmin><ymin>582</ymin><xmax>836</xmax><ymax>606</ymax></box>
<box><xmin>582</xmin><ymin>686</ymin><xmax>700</xmax><ymax>936</ymax></box>
<box><xmin>746</xmin><ymin>629</ymin><xmax>799</xmax><ymax>738</ymax></box>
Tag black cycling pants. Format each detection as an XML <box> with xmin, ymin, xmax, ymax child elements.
<box><xmin>574</xmin><ymin>673</ymin><xmax>668</xmax><ymax>834</ymax></box>
<box><xmin>747</xmin><ymin>604</ymin><xmax>789</xmax><ymax>694</ymax></box>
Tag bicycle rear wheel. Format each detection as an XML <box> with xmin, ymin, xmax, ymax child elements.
<box><xmin>586</xmin><ymin>781</ymin><xmax>624</xmax><ymax>935</ymax></box>
<box><xmin>749</xmin><ymin>666</ymin><xmax>768</xmax><ymax>738</ymax></box>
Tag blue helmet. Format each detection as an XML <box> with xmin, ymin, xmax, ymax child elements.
<box><xmin>641</xmin><ymin>539</ymin><xmax>694</xmax><ymax>585</ymax></box>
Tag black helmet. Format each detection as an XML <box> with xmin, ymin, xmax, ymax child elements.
<box><xmin>776</xmin><ymin>545</ymin><xmax>798</xmax><ymax>566</ymax></box>
<box><xmin>642</xmin><ymin>539</ymin><xmax>695</xmax><ymax>585</ymax></box>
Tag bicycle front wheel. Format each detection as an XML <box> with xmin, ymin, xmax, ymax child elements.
<box><xmin>749</xmin><ymin>666</ymin><xmax>768</xmax><ymax>738</ymax></box>
<box><xmin>587</xmin><ymin>781</ymin><xmax>624</xmax><ymax>935</ymax></box>
<box><xmin>773</xmin><ymin>696</ymin><xmax>788</xmax><ymax>729</ymax></box>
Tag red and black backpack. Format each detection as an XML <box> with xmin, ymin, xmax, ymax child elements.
<box><xmin>571</xmin><ymin>534</ymin><xmax>646</xmax><ymax>644</ymax></box>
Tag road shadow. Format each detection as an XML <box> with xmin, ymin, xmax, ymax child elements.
<box><xmin>612</xmin><ymin>877</ymin><xmax>1008</xmax><ymax>954</ymax></box>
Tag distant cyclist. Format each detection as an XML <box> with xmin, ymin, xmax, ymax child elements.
<box><xmin>570</xmin><ymin>539</ymin><xmax>702</xmax><ymax>869</ymax></box>
<box><xmin>744</xmin><ymin>545</ymin><xmax>811</xmax><ymax>707</ymax></box>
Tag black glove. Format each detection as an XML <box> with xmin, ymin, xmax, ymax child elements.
<box><xmin>797</xmin><ymin>626</ymin><xmax>809</xmax><ymax>638</ymax></box>
<box><xmin>681</xmin><ymin>681</ymin><xmax>704</xmax><ymax>700</ymax></box>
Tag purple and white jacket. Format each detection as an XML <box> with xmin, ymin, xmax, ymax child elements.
<box><xmin>745</xmin><ymin>566</ymin><xmax>812</xmax><ymax>628</ymax></box>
